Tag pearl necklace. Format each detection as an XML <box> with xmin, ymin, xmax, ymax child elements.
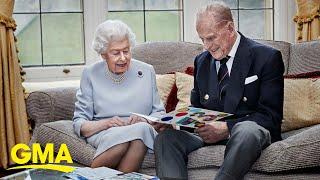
<box><xmin>106</xmin><ymin>69</ymin><xmax>126</xmax><ymax>84</ymax></box>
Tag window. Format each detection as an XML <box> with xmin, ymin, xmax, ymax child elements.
<box><xmin>232</xmin><ymin>0</ymin><xmax>274</xmax><ymax>40</ymax></box>
<box><xmin>184</xmin><ymin>0</ymin><xmax>274</xmax><ymax>42</ymax></box>
<box><xmin>14</xmin><ymin>0</ymin><xmax>293</xmax><ymax>82</ymax></box>
<box><xmin>13</xmin><ymin>0</ymin><xmax>85</xmax><ymax>67</ymax></box>
<box><xmin>107</xmin><ymin>0</ymin><xmax>184</xmax><ymax>42</ymax></box>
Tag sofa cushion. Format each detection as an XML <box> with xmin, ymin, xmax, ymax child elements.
<box><xmin>288</xmin><ymin>40</ymin><xmax>320</xmax><ymax>74</ymax></box>
<box><xmin>34</xmin><ymin>120</ymin><xmax>95</xmax><ymax>166</ymax></box>
<box><xmin>141</xmin><ymin>145</ymin><xmax>226</xmax><ymax>170</ymax></box>
<box><xmin>161</xmin><ymin>69</ymin><xmax>194</xmax><ymax>112</ymax></box>
<box><xmin>165</xmin><ymin>84</ymin><xmax>178</xmax><ymax>112</ymax></box>
<box><xmin>175</xmin><ymin>72</ymin><xmax>194</xmax><ymax>110</ymax></box>
<box><xmin>253</xmin><ymin>123</ymin><xmax>320</xmax><ymax>172</ymax></box>
<box><xmin>132</xmin><ymin>42</ymin><xmax>203</xmax><ymax>74</ymax></box>
<box><xmin>27</xmin><ymin>87</ymin><xmax>78</xmax><ymax>129</ymax></box>
<box><xmin>282</xmin><ymin>71</ymin><xmax>320</xmax><ymax>132</ymax></box>
<box><xmin>171</xmin><ymin>68</ymin><xmax>195</xmax><ymax>110</ymax></box>
<box><xmin>155</xmin><ymin>74</ymin><xmax>175</xmax><ymax>110</ymax></box>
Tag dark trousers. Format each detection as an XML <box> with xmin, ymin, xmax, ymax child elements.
<box><xmin>154</xmin><ymin>121</ymin><xmax>271</xmax><ymax>180</ymax></box>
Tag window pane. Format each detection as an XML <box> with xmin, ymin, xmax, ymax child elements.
<box><xmin>239</xmin><ymin>0</ymin><xmax>273</xmax><ymax>9</ymax></box>
<box><xmin>13</xmin><ymin>0</ymin><xmax>39</xmax><ymax>13</ymax></box>
<box><xmin>206</xmin><ymin>0</ymin><xmax>238</xmax><ymax>9</ymax></box>
<box><xmin>106</xmin><ymin>12</ymin><xmax>144</xmax><ymax>43</ymax></box>
<box><xmin>108</xmin><ymin>0</ymin><xmax>143</xmax><ymax>11</ymax></box>
<box><xmin>145</xmin><ymin>11</ymin><xmax>181</xmax><ymax>41</ymax></box>
<box><xmin>145</xmin><ymin>0</ymin><xmax>181</xmax><ymax>10</ymax></box>
<box><xmin>42</xmin><ymin>13</ymin><xmax>84</xmax><ymax>65</ymax></box>
<box><xmin>41</xmin><ymin>0</ymin><xmax>82</xmax><ymax>12</ymax></box>
<box><xmin>231</xmin><ymin>10</ymin><xmax>238</xmax><ymax>30</ymax></box>
<box><xmin>239</xmin><ymin>10</ymin><xmax>273</xmax><ymax>39</ymax></box>
<box><xmin>14</xmin><ymin>14</ymin><xmax>42</xmax><ymax>66</ymax></box>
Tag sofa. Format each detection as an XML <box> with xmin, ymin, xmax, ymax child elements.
<box><xmin>26</xmin><ymin>40</ymin><xmax>320</xmax><ymax>179</ymax></box>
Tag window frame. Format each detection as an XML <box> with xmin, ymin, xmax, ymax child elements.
<box><xmin>22</xmin><ymin>0</ymin><xmax>106</xmax><ymax>82</ymax></box>
<box><xmin>21</xmin><ymin>0</ymin><xmax>295</xmax><ymax>82</ymax></box>
<box><xmin>106</xmin><ymin>0</ymin><xmax>184</xmax><ymax>42</ymax></box>
<box><xmin>13</xmin><ymin>0</ymin><xmax>86</xmax><ymax>68</ymax></box>
<box><xmin>235</xmin><ymin>0</ymin><xmax>274</xmax><ymax>40</ymax></box>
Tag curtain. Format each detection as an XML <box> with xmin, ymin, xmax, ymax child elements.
<box><xmin>294</xmin><ymin>0</ymin><xmax>320</xmax><ymax>42</ymax></box>
<box><xmin>0</xmin><ymin>0</ymin><xmax>30</xmax><ymax>168</ymax></box>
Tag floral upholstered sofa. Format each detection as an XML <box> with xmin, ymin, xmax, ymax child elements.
<box><xmin>26</xmin><ymin>40</ymin><xmax>320</xmax><ymax>179</ymax></box>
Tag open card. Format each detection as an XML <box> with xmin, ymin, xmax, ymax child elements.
<box><xmin>132</xmin><ymin>107</ymin><xmax>233</xmax><ymax>128</ymax></box>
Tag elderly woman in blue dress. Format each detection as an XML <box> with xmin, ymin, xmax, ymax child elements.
<box><xmin>73</xmin><ymin>20</ymin><xmax>165</xmax><ymax>172</ymax></box>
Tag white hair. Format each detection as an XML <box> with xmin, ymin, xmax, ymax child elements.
<box><xmin>92</xmin><ymin>20</ymin><xmax>136</xmax><ymax>54</ymax></box>
<box><xmin>196</xmin><ymin>1</ymin><xmax>233</xmax><ymax>25</ymax></box>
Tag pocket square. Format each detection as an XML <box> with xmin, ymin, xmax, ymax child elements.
<box><xmin>245</xmin><ymin>75</ymin><xmax>258</xmax><ymax>85</ymax></box>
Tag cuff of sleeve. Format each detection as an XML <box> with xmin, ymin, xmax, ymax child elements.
<box><xmin>226</xmin><ymin>119</ymin><xmax>238</xmax><ymax>134</ymax></box>
<box><xmin>73</xmin><ymin>118</ymin><xmax>87</xmax><ymax>138</ymax></box>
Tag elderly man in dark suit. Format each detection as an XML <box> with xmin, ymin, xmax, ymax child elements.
<box><xmin>154</xmin><ymin>2</ymin><xmax>284</xmax><ymax>180</ymax></box>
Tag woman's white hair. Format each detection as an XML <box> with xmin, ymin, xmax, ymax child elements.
<box><xmin>92</xmin><ymin>20</ymin><xmax>136</xmax><ymax>54</ymax></box>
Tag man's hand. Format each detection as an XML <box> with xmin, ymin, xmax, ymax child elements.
<box><xmin>128</xmin><ymin>114</ymin><xmax>148</xmax><ymax>125</ymax></box>
<box><xmin>195</xmin><ymin>121</ymin><xmax>229</xmax><ymax>144</ymax></box>
<box><xmin>150</xmin><ymin>122</ymin><xmax>173</xmax><ymax>132</ymax></box>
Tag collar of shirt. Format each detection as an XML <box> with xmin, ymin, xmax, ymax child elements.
<box><xmin>215</xmin><ymin>31</ymin><xmax>241</xmax><ymax>75</ymax></box>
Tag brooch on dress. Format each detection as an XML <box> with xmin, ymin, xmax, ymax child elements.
<box><xmin>138</xmin><ymin>70</ymin><xmax>143</xmax><ymax>78</ymax></box>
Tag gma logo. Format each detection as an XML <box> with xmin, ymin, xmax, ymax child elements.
<box><xmin>8</xmin><ymin>143</ymin><xmax>75</xmax><ymax>173</ymax></box>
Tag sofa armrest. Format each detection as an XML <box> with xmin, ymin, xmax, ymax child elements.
<box><xmin>253</xmin><ymin>123</ymin><xmax>320</xmax><ymax>172</ymax></box>
<box><xmin>26</xmin><ymin>87</ymin><xmax>78</xmax><ymax>129</ymax></box>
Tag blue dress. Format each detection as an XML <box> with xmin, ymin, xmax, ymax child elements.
<box><xmin>73</xmin><ymin>59</ymin><xmax>165</xmax><ymax>159</ymax></box>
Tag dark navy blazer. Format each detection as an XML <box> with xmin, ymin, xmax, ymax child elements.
<box><xmin>190</xmin><ymin>34</ymin><xmax>284</xmax><ymax>142</ymax></box>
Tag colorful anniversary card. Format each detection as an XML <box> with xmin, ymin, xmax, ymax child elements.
<box><xmin>132</xmin><ymin>107</ymin><xmax>233</xmax><ymax>128</ymax></box>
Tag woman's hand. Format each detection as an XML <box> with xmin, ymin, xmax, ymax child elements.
<box><xmin>105</xmin><ymin>116</ymin><xmax>126</xmax><ymax>128</ymax></box>
<box><xmin>128</xmin><ymin>115</ymin><xmax>149</xmax><ymax>125</ymax></box>
<box><xmin>81</xmin><ymin>116</ymin><xmax>125</xmax><ymax>137</ymax></box>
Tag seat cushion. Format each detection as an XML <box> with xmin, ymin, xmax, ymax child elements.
<box><xmin>33</xmin><ymin>121</ymin><xmax>320</xmax><ymax>173</ymax></box>
<box><xmin>140</xmin><ymin>167</ymin><xmax>320</xmax><ymax>180</ymax></box>
<box><xmin>142</xmin><ymin>124</ymin><xmax>320</xmax><ymax>172</ymax></box>
<box><xmin>253</xmin><ymin>124</ymin><xmax>320</xmax><ymax>172</ymax></box>
<box><xmin>33</xmin><ymin>120</ymin><xmax>167</xmax><ymax>168</ymax></box>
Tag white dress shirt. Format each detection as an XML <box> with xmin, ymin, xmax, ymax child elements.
<box><xmin>215</xmin><ymin>31</ymin><xmax>241</xmax><ymax>75</ymax></box>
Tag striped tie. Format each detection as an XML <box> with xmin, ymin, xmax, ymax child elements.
<box><xmin>217</xmin><ymin>56</ymin><xmax>230</xmax><ymax>111</ymax></box>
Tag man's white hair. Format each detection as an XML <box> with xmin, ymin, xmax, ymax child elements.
<box><xmin>196</xmin><ymin>1</ymin><xmax>233</xmax><ymax>25</ymax></box>
<box><xmin>92</xmin><ymin>20</ymin><xmax>136</xmax><ymax>54</ymax></box>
